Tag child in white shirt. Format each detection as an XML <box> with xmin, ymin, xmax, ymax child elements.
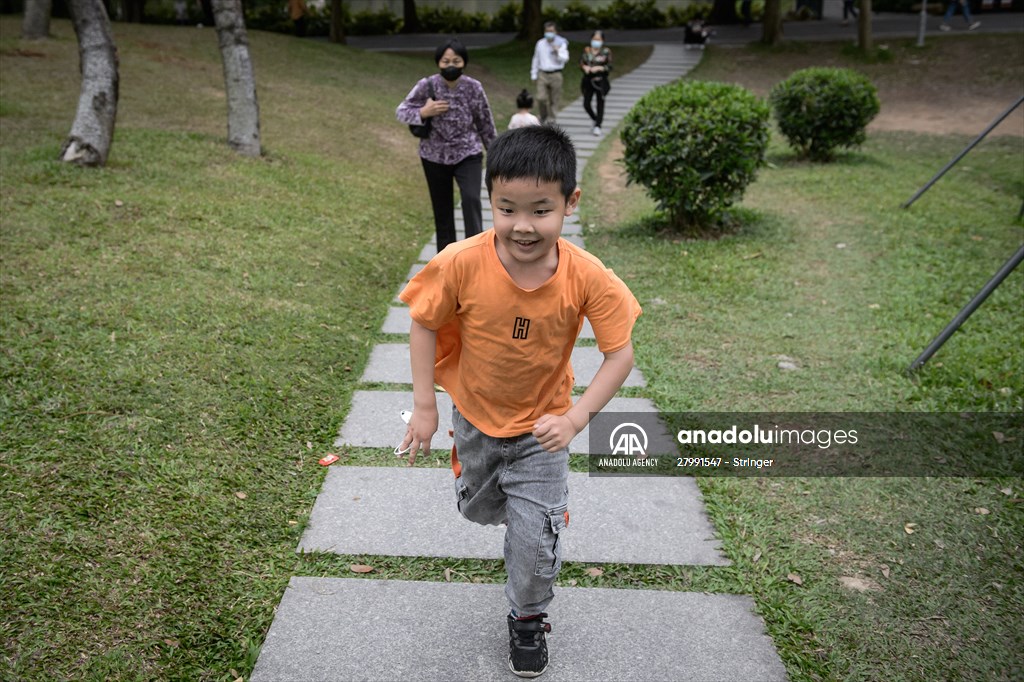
<box><xmin>508</xmin><ymin>89</ymin><xmax>541</xmax><ymax>130</ymax></box>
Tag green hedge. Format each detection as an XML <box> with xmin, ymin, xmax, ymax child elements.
<box><xmin>621</xmin><ymin>80</ymin><xmax>770</xmax><ymax>233</ymax></box>
<box><xmin>769</xmin><ymin>67</ymin><xmax>880</xmax><ymax>162</ymax></box>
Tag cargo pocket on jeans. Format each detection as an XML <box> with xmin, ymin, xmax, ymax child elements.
<box><xmin>454</xmin><ymin>476</ymin><xmax>469</xmax><ymax>515</ymax></box>
<box><xmin>534</xmin><ymin>504</ymin><xmax>567</xmax><ymax>578</ymax></box>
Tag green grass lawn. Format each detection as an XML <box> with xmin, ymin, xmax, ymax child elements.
<box><xmin>579</xmin><ymin>36</ymin><xmax>1023</xmax><ymax>681</ymax></box>
<box><xmin>1</xmin><ymin>17</ymin><xmax>1022</xmax><ymax>681</ymax></box>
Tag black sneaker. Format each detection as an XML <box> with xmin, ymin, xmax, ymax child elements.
<box><xmin>507</xmin><ymin>613</ymin><xmax>551</xmax><ymax>678</ymax></box>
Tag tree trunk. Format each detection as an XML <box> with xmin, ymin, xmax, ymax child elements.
<box><xmin>709</xmin><ymin>0</ymin><xmax>739</xmax><ymax>24</ymax></box>
<box><xmin>857</xmin><ymin>0</ymin><xmax>873</xmax><ymax>52</ymax></box>
<box><xmin>199</xmin><ymin>0</ymin><xmax>215</xmax><ymax>26</ymax></box>
<box><xmin>761</xmin><ymin>0</ymin><xmax>784</xmax><ymax>44</ymax></box>
<box><xmin>119</xmin><ymin>0</ymin><xmax>144</xmax><ymax>22</ymax></box>
<box><xmin>329</xmin><ymin>0</ymin><xmax>345</xmax><ymax>44</ymax></box>
<box><xmin>212</xmin><ymin>0</ymin><xmax>261</xmax><ymax>156</ymax></box>
<box><xmin>60</xmin><ymin>0</ymin><xmax>118</xmax><ymax>166</ymax></box>
<box><xmin>400</xmin><ymin>0</ymin><xmax>419</xmax><ymax>33</ymax></box>
<box><xmin>22</xmin><ymin>0</ymin><xmax>52</xmax><ymax>39</ymax></box>
<box><xmin>517</xmin><ymin>0</ymin><xmax>542</xmax><ymax>41</ymax></box>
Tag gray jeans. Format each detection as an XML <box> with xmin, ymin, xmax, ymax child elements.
<box><xmin>451</xmin><ymin>406</ymin><xmax>570</xmax><ymax>616</ymax></box>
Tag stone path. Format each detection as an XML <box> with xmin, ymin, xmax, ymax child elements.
<box><xmin>252</xmin><ymin>578</ymin><xmax>787</xmax><ymax>682</ymax></box>
<box><xmin>298</xmin><ymin>467</ymin><xmax>728</xmax><ymax>565</ymax></box>
<box><xmin>252</xmin><ymin>44</ymin><xmax>788</xmax><ymax>682</ymax></box>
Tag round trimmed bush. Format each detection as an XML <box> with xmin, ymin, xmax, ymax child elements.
<box><xmin>621</xmin><ymin>80</ymin><xmax>770</xmax><ymax>233</ymax></box>
<box><xmin>769</xmin><ymin>67</ymin><xmax>880</xmax><ymax>161</ymax></box>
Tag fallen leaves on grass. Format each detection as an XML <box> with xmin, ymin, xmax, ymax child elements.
<box><xmin>444</xmin><ymin>568</ymin><xmax>452</xmax><ymax>582</ymax></box>
<box><xmin>349</xmin><ymin>564</ymin><xmax>374</xmax><ymax>574</ymax></box>
<box><xmin>787</xmin><ymin>573</ymin><xmax>803</xmax><ymax>586</ymax></box>
<box><xmin>904</xmin><ymin>523</ymin><xmax>917</xmax><ymax>534</ymax></box>
<box><xmin>880</xmin><ymin>564</ymin><xmax>891</xmax><ymax>579</ymax></box>
<box><xmin>234</xmin><ymin>491</ymin><xmax>247</xmax><ymax>500</ymax></box>
<box><xmin>585</xmin><ymin>567</ymin><xmax>604</xmax><ymax>577</ymax></box>
<box><xmin>974</xmin><ymin>507</ymin><xmax>990</xmax><ymax>515</ymax></box>
<box><xmin>752</xmin><ymin>550</ymin><xmax>762</xmax><ymax>564</ymax></box>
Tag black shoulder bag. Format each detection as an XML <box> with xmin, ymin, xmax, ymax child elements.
<box><xmin>409</xmin><ymin>78</ymin><xmax>436</xmax><ymax>139</ymax></box>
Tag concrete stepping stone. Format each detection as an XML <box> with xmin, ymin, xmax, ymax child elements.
<box><xmin>564</xmin><ymin>234</ymin><xmax>585</xmax><ymax>249</ymax></box>
<box><xmin>382</xmin><ymin>306</ymin><xmax>597</xmax><ymax>339</ymax></box>
<box><xmin>337</xmin><ymin>390</ymin><xmax>455</xmax><ymax>451</ymax></box>
<box><xmin>298</xmin><ymin>466</ymin><xmax>727</xmax><ymax>565</ymax></box>
<box><xmin>417</xmin><ymin>242</ymin><xmax>436</xmax><ymax>262</ymax></box>
<box><xmin>558</xmin><ymin>118</ymin><xmax>594</xmax><ymax>126</ymax></box>
<box><xmin>335</xmin><ymin>391</ymin><xmax>659</xmax><ymax>455</ymax></box>
<box><xmin>361</xmin><ymin>343</ymin><xmax>645</xmax><ymax>388</ymax></box>
<box><xmin>250</xmin><ymin>578</ymin><xmax>785</xmax><ymax>682</ymax></box>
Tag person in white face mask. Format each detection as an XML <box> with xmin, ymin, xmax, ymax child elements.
<box><xmin>530</xmin><ymin>21</ymin><xmax>570</xmax><ymax>125</ymax></box>
<box><xmin>579</xmin><ymin>30</ymin><xmax>613</xmax><ymax>136</ymax></box>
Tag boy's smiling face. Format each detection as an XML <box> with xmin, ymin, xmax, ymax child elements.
<box><xmin>490</xmin><ymin>176</ymin><xmax>580</xmax><ymax>274</ymax></box>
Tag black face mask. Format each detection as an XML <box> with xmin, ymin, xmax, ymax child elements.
<box><xmin>440</xmin><ymin>66</ymin><xmax>463</xmax><ymax>82</ymax></box>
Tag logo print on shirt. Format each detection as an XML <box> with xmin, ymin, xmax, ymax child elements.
<box><xmin>512</xmin><ymin>317</ymin><xmax>531</xmax><ymax>340</ymax></box>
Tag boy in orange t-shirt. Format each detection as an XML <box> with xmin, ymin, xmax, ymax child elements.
<box><xmin>398</xmin><ymin>125</ymin><xmax>640</xmax><ymax>678</ymax></box>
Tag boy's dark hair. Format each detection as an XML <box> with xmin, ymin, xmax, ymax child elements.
<box><xmin>486</xmin><ymin>126</ymin><xmax>577</xmax><ymax>201</ymax></box>
<box><xmin>544</xmin><ymin>21</ymin><xmax>557</xmax><ymax>31</ymax></box>
<box><xmin>434</xmin><ymin>38</ymin><xmax>469</xmax><ymax>65</ymax></box>
<box><xmin>516</xmin><ymin>89</ymin><xmax>534</xmax><ymax>110</ymax></box>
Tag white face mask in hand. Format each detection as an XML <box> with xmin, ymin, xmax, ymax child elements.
<box><xmin>394</xmin><ymin>410</ymin><xmax>413</xmax><ymax>456</ymax></box>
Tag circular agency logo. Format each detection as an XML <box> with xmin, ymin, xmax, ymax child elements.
<box><xmin>609</xmin><ymin>422</ymin><xmax>648</xmax><ymax>457</ymax></box>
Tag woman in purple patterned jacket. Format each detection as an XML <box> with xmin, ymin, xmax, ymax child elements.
<box><xmin>396</xmin><ymin>39</ymin><xmax>498</xmax><ymax>254</ymax></box>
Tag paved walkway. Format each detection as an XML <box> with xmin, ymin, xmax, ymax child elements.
<box><xmin>251</xmin><ymin>44</ymin><xmax>788</xmax><ymax>682</ymax></box>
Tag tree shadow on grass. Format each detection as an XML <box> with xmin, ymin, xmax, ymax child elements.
<box><xmin>766</xmin><ymin>148</ymin><xmax>890</xmax><ymax>169</ymax></box>
<box><xmin>611</xmin><ymin>206</ymin><xmax>787</xmax><ymax>243</ymax></box>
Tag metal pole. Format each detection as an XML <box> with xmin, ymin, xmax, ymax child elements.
<box><xmin>908</xmin><ymin>244</ymin><xmax>1024</xmax><ymax>372</ymax></box>
<box><xmin>901</xmin><ymin>95</ymin><xmax>1024</xmax><ymax>209</ymax></box>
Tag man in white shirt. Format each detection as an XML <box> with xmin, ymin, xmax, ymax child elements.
<box><xmin>530</xmin><ymin>21</ymin><xmax>570</xmax><ymax>125</ymax></box>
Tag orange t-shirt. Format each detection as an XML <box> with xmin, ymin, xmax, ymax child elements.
<box><xmin>399</xmin><ymin>230</ymin><xmax>641</xmax><ymax>438</ymax></box>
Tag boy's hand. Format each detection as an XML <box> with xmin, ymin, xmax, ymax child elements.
<box><xmin>399</xmin><ymin>408</ymin><xmax>438</xmax><ymax>466</ymax></box>
<box><xmin>533</xmin><ymin>414</ymin><xmax>579</xmax><ymax>453</ymax></box>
